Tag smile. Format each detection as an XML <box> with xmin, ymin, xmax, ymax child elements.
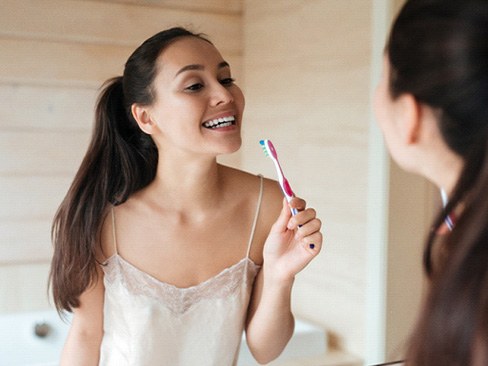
<box><xmin>202</xmin><ymin>116</ymin><xmax>236</xmax><ymax>129</ymax></box>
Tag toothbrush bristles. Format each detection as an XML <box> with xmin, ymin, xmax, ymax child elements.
<box><xmin>259</xmin><ymin>140</ymin><xmax>270</xmax><ymax>156</ymax></box>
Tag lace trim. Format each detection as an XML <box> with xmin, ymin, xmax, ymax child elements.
<box><xmin>102</xmin><ymin>255</ymin><xmax>260</xmax><ymax>314</ymax></box>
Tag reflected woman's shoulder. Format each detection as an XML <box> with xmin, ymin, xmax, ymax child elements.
<box><xmin>260</xmin><ymin>175</ymin><xmax>282</xmax><ymax>196</ymax></box>
<box><xmin>260</xmin><ymin>176</ymin><xmax>283</xmax><ymax>218</ymax></box>
<box><xmin>219</xmin><ymin>164</ymin><xmax>282</xmax><ymax>211</ymax></box>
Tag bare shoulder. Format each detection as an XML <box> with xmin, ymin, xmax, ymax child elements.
<box><xmin>220</xmin><ymin>165</ymin><xmax>283</xmax><ymax>263</ymax></box>
<box><xmin>220</xmin><ymin>165</ymin><xmax>282</xmax><ymax>210</ymax></box>
<box><xmin>219</xmin><ymin>164</ymin><xmax>261</xmax><ymax>184</ymax></box>
<box><xmin>261</xmin><ymin>176</ymin><xmax>284</xmax><ymax>218</ymax></box>
<box><xmin>99</xmin><ymin>205</ymin><xmax>116</xmax><ymax>261</ymax></box>
<box><xmin>253</xmin><ymin>175</ymin><xmax>283</xmax><ymax>264</ymax></box>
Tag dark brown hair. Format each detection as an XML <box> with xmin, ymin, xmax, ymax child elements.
<box><xmin>386</xmin><ymin>0</ymin><xmax>488</xmax><ymax>364</ymax></box>
<box><xmin>49</xmin><ymin>27</ymin><xmax>210</xmax><ymax>312</ymax></box>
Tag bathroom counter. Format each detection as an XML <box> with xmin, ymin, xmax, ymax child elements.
<box><xmin>265</xmin><ymin>349</ymin><xmax>363</xmax><ymax>366</ymax></box>
<box><xmin>239</xmin><ymin>317</ymin><xmax>362</xmax><ymax>366</ymax></box>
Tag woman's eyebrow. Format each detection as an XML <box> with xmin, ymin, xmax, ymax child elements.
<box><xmin>175</xmin><ymin>61</ymin><xmax>230</xmax><ymax>77</ymax></box>
<box><xmin>218</xmin><ymin>61</ymin><xmax>230</xmax><ymax>69</ymax></box>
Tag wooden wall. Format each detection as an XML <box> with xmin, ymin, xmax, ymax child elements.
<box><xmin>242</xmin><ymin>0</ymin><xmax>372</xmax><ymax>357</ymax></box>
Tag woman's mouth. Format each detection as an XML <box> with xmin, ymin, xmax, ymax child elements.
<box><xmin>202</xmin><ymin>116</ymin><xmax>236</xmax><ymax>129</ymax></box>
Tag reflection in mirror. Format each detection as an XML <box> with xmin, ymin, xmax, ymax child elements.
<box><xmin>1</xmin><ymin>1</ymin><xmax>429</xmax><ymax>365</ymax></box>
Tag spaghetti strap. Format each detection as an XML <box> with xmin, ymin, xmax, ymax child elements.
<box><xmin>111</xmin><ymin>206</ymin><xmax>119</xmax><ymax>255</ymax></box>
<box><xmin>246</xmin><ymin>175</ymin><xmax>264</xmax><ymax>259</ymax></box>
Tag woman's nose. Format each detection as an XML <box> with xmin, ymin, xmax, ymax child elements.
<box><xmin>210</xmin><ymin>83</ymin><xmax>234</xmax><ymax>106</ymax></box>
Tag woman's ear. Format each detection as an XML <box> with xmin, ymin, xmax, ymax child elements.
<box><xmin>396</xmin><ymin>93</ymin><xmax>422</xmax><ymax>145</ymax></box>
<box><xmin>131</xmin><ymin>103</ymin><xmax>157</xmax><ymax>134</ymax></box>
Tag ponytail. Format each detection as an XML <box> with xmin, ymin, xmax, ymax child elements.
<box><xmin>50</xmin><ymin>26</ymin><xmax>207</xmax><ymax>313</ymax></box>
<box><xmin>49</xmin><ymin>77</ymin><xmax>157</xmax><ymax>312</ymax></box>
<box><xmin>408</xmin><ymin>138</ymin><xmax>488</xmax><ymax>366</ymax></box>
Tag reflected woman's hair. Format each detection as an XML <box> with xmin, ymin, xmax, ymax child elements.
<box><xmin>370</xmin><ymin>360</ymin><xmax>404</xmax><ymax>366</ymax></box>
<box><xmin>49</xmin><ymin>28</ymin><xmax>211</xmax><ymax>313</ymax></box>
<box><xmin>387</xmin><ymin>0</ymin><xmax>488</xmax><ymax>365</ymax></box>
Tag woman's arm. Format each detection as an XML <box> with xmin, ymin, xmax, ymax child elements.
<box><xmin>245</xmin><ymin>267</ymin><xmax>295</xmax><ymax>364</ymax></box>
<box><xmin>245</xmin><ymin>196</ymin><xmax>322</xmax><ymax>364</ymax></box>
<box><xmin>60</xmin><ymin>269</ymin><xmax>104</xmax><ymax>366</ymax></box>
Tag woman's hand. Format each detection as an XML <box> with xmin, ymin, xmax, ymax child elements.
<box><xmin>263</xmin><ymin>197</ymin><xmax>322</xmax><ymax>283</ymax></box>
<box><xmin>245</xmin><ymin>195</ymin><xmax>321</xmax><ymax>363</ymax></box>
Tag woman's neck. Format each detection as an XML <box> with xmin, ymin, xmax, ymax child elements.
<box><xmin>423</xmin><ymin>148</ymin><xmax>463</xmax><ymax>197</ymax></box>
<box><xmin>146</xmin><ymin>155</ymin><xmax>225</xmax><ymax>214</ymax></box>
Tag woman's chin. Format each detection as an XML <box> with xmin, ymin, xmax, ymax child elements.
<box><xmin>222</xmin><ymin>140</ymin><xmax>242</xmax><ymax>155</ymax></box>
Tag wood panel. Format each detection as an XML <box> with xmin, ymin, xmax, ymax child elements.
<box><xmin>0</xmin><ymin>85</ymin><xmax>97</xmax><ymax>131</ymax></box>
<box><xmin>0</xmin><ymin>38</ymin><xmax>242</xmax><ymax>87</ymax></box>
<box><xmin>86</xmin><ymin>0</ymin><xmax>242</xmax><ymax>14</ymax></box>
<box><xmin>0</xmin><ymin>263</ymin><xmax>51</xmax><ymax>313</ymax></box>
<box><xmin>243</xmin><ymin>0</ymin><xmax>372</xmax><ymax>357</ymax></box>
<box><xmin>0</xmin><ymin>0</ymin><xmax>241</xmax><ymax>55</ymax></box>
<box><xmin>0</xmin><ymin>131</ymin><xmax>90</xmax><ymax>175</ymax></box>
<box><xmin>0</xmin><ymin>221</ymin><xmax>52</xmax><ymax>264</ymax></box>
<box><xmin>0</xmin><ymin>85</ymin><xmax>95</xmax><ymax>263</ymax></box>
<box><xmin>0</xmin><ymin>176</ymin><xmax>72</xmax><ymax>220</ymax></box>
<box><xmin>0</xmin><ymin>38</ymin><xmax>123</xmax><ymax>87</ymax></box>
<box><xmin>0</xmin><ymin>38</ymin><xmax>131</xmax><ymax>87</ymax></box>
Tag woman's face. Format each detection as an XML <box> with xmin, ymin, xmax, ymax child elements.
<box><xmin>145</xmin><ymin>36</ymin><xmax>245</xmax><ymax>157</ymax></box>
<box><xmin>373</xmin><ymin>57</ymin><xmax>408</xmax><ymax>168</ymax></box>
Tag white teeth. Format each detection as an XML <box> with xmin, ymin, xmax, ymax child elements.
<box><xmin>203</xmin><ymin>116</ymin><xmax>235</xmax><ymax>128</ymax></box>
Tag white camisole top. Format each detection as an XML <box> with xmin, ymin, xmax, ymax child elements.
<box><xmin>99</xmin><ymin>176</ymin><xmax>263</xmax><ymax>365</ymax></box>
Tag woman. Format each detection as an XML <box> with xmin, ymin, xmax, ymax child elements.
<box><xmin>374</xmin><ymin>0</ymin><xmax>488</xmax><ymax>364</ymax></box>
<box><xmin>50</xmin><ymin>27</ymin><xmax>322</xmax><ymax>365</ymax></box>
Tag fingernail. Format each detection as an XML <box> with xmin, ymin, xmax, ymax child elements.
<box><xmin>309</xmin><ymin>244</ymin><xmax>315</xmax><ymax>250</ymax></box>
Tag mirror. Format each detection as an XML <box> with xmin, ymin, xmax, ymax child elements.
<box><xmin>0</xmin><ymin>1</ymin><xmax>429</xmax><ymax>365</ymax></box>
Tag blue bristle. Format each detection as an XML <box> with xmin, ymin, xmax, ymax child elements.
<box><xmin>259</xmin><ymin>140</ymin><xmax>269</xmax><ymax>156</ymax></box>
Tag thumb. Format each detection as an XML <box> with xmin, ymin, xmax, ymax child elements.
<box><xmin>270</xmin><ymin>198</ymin><xmax>292</xmax><ymax>234</ymax></box>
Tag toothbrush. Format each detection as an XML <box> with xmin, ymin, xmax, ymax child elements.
<box><xmin>259</xmin><ymin>139</ymin><xmax>298</xmax><ymax>215</ymax></box>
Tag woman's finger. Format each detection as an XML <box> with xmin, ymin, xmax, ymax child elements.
<box><xmin>288</xmin><ymin>196</ymin><xmax>306</xmax><ymax>212</ymax></box>
<box><xmin>295</xmin><ymin>218</ymin><xmax>322</xmax><ymax>239</ymax></box>
<box><xmin>301</xmin><ymin>231</ymin><xmax>323</xmax><ymax>254</ymax></box>
<box><xmin>270</xmin><ymin>198</ymin><xmax>293</xmax><ymax>233</ymax></box>
<box><xmin>287</xmin><ymin>208</ymin><xmax>317</xmax><ymax>230</ymax></box>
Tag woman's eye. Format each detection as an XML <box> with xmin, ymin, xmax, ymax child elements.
<box><xmin>220</xmin><ymin>78</ymin><xmax>235</xmax><ymax>86</ymax></box>
<box><xmin>185</xmin><ymin>83</ymin><xmax>204</xmax><ymax>92</ymax></box>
